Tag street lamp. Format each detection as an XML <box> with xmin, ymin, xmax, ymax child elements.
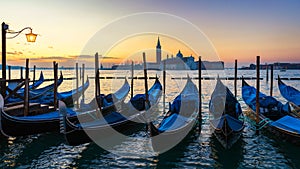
<box><xmin>1</xmin><ymin>22</ymin><xmax>38</xmax><ymax>97</ymax></box>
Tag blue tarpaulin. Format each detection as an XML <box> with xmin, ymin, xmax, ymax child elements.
<box><xmin>18</xmin><ymin>109</ymin><xmax>77</xmax><ymax>120</ymax></box>
<box><xmin>158</xmin><ymin>113</ymin><xmax>189</xmax><ymax>132</ymax></box>
<box><xmin>271</xmin><ymin>115</ymin><xmax>300</xmax><ymax>134</ymax></box>
<box><xmin>279</xmin><ymin>82</ymin><xmax>300</xmax><ymax>106</ymax></box>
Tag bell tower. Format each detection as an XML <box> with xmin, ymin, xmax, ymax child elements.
<box><xmin>156</xmin><ymin>37</ymin><xmax>161</xmax><ymax>64</ymax></box>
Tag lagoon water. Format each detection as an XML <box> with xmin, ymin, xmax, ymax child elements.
<box><xmin>1</xmin><ymin>69</ymin><xmax>300</xmax><ymax>168</ymax></box>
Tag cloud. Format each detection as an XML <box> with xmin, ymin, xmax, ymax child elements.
<box><xmin>68</xmin><ymin>55</ymin><xmax>119</xmax><ymax>60</ymax></box>
<box><xmin>68</xmin><ymin>55</ymin><xmax>93</xmax><ymax>59</ymax></box>
<box><xmin>101</xmin><ymin>56</ymin><xmax>119</xmax><ymax>60</ymax></box>
<box><xmin>7</xmin><ymin>51</ymin><xmax>23</xmax><ymax>55</ymax></box>
<box><xmin>28</xmin><ymin>56</ymin><xmax>70</xmax><ymax>61</ymax></box>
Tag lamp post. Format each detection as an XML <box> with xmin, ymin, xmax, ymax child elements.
<box><xmin>1</xmin><ymin>22</ymin><xmax>37</xmax><ymax>97</ymax></box>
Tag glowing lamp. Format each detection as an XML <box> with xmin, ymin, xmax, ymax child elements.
<box><xmin>26</xmin><ymin>31</ymin><xmax>37</xmax><ymax>42</ymax></box>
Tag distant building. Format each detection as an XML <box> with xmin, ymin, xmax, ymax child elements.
<box><xmin>112</xmin><ymin>36</ymin><xmax>225</xmax><ymax>70</ymax></box>
<box><xmin>156</xmin><ymin>37</ymin><xmax>161</xmax><ymax>64</ymax></box>
<box><xmin>240</xmin><ymin>62</ymin><xmax>300</xmax><ymax>70</ymax></box>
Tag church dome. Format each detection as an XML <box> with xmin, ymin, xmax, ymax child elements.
<box><xmin>176</xmin><ymin>50</ymin><xmax>183</xmax><ymax>58</ymax></box>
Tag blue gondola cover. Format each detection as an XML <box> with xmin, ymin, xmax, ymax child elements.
<box><xmin>271</xmin><ymin>115</ymin><xmax>300</xmax><ymax>134</ymax></box>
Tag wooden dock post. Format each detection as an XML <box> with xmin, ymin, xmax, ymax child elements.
<box><xmin>163</xmin><ymin>60</ymin><xmax>166</xmax><ymax>114</ymax></box>
<box><xmin>33</xmin><ymin>65</ymin><xmax>36</xmax><ymax>84</ymax></box>
<box><xmin>256</xmin><ymin>56</ymin><xmax>260</xmax><ymax>135</ymax></box>
<box><xmin>270</xmin><ymin>64</ymin><xmax>274</xmax><ymax>96</ymax></box>
<box><xmin>198</xmin><ymin>56</ymin><xmax>202</xmax><ymax>131</ymax></box>
<box><xmin>75</xmin><ymin>63</ymin><xmax>79</xmax><ymax>109</ymax></box>
<box><xmin>24</xmin><ymin>59</ymin><xmax>29</xmax><ymax>116</ymax></box>
<box><xmin>131</xmin><ymin>61</ymin><xmax>134</xmax><ymax>99</ymax></box>
<box><xmin>82</xmin><ymin>63</ymin><xmax>85</xmax><ymax>102</ymax></box>
<box><xmin>8</xmin><ymin>65</ymin><xmax>11</xmax><ymax>80</ymax></box>
<box><xmin>53</xmin><ymin>61</ymin><xmax>58</xmax><ymax>110</ymax></box>
<box><xmin>234</xmin><ymin>59</ymin><xmax>238</xmax><ymax>98</ymax></box>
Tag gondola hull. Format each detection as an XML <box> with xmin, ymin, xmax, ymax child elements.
<box><xmin>0</xmin><ymin>79</ymin><xmax>129</xmax><ymax>137</ymax></box>
<box><xmin>278</xmin><ymin>76</ymin><xmax>300</xmax><ymax>106</ymax></box>
<box><xmin>149</xmin><ymin>76</ymin><xmax>199</xmax><ymax>153</ymax></box>
<box><xmin>149</xmin><ymin>118</ymin><xmax>197</xmax><ymax>153</ymax></box>
<box><xmin>32</xmin><ymin>78</ymin><xmax>90</xmax><ymax>107</ymax></box>
<box><xmin>64</xmin><ymin>112</ymin><xmax>146</xmax><ymax>146</ymax></box>
<box><xmin>209</xmin><ymin>77</ymin><xmax>245</xmax><ymax>149</ymax></box>
<box><xmin>212</xmin><ymin>126</ymin><xmax>243</xmax><ymax>150</ymax></box>
<box><xmin>242</xmin><ymin>78</ymin><xmax>300</xmax><ymax>144</ymax></box>
<box><xmin>0</xmin><ymin>108</ymin><xmax>77</xmax><ymax>137</ymax></box>
<box><xmin>6</xmin><ymin>72</ymin><xmax>64</xmax><ymax>103</ymax></box>
<box><xmin>61</xmin><ymin>78</ymin><xmax>162</xmax><ymax>146</ymax></box>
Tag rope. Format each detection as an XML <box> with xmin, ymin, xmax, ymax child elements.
<box><xmin>239</xmin><ymin>114</ymin><xmax>272</xmax><ymax>131</ymax></box>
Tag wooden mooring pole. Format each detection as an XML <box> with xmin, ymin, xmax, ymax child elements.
<box><xmin>256</xmin><ymin>56</ymin><xmax>260</xmax><ymax>135</ymax></box>
<box><xmin>143</xmin><ymin>52</ymin><xmax>149</xmax><ymax>132</ymax></box>
<box><xmin>82</xmin><ymin>63</ymin><xmax>85</xmax><ymax>102</ymax></box>
<box><xmin>24</xmin><ymin>59</ymin><xmax>29</xmax><ymax>116</ymax></box>
<box><xmin>76</xmin><ymin>63</ymin><xmax>79</xmax><ymax>109</ymax></box>
<box><xmin>131</xmin><ymin>61</ymin><xmax>134</xmax><ymax>99</ymax></box>
<box><xmin>143</xmin><ymin>52</ymin><xmax>149</xmax><ymax>105</ymax></box>
<box><xmin>8</xmin><ymin>66</ymin><xmax>11</xmax><ymax>80</ymax></box>
<box><xmin>163</xmin><ymin>60</ymin><xmax>166</xmax><ymax>114</ymax></box>
<box><xmin>270</xmin><ymin>64</ymin><xmax>274</xmax><ymax>96</ymax></box>
<box><xmin>95</xmin><ymin>53</ymin><xmax>101</xmax><ymax>111</ymax></box>
<box><xmin>20</xmin><ymin>67</ymin><xmax>23</xmax><ymax>79</ymax></box>
<box><xmin>234</xmin><ymin>59</ymin><xmax>238</xmax><ymax>98</ymax></box>
<box><xmin>53</xmin><ymin>61</ymin><xmax>58</xmax><ymax>110</ymax></box>
<box><xmin>198</xmin><ymin>56</ymin><xmax>202</xmax><ymax>132</ymax></box>
<box><xmin>33</xmin><ymin>65</ymin><xmax>36</xmax><ymax>84</ymax></box>
<box><xmin>266</xmin><ymin>63</ymin><xmax>269</xmax><ymax>82</ymax></box>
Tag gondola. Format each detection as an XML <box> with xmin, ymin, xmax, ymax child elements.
<box><xmin>149</xmin><ymin>76</ymin><xmax>199</xmax><ymax>153</ymax></box>
<box><xmin>7</xmin><ymin>71</ymin><xmax>45</xmax><ymax>93</ymax></box>
<box><xmin>78</xmin><ymin>78</ymin><xmax>130</xmax><ymax>115</ymax></box>
<box><xmin>278</xmin><ymin>75</ymin><xmax>300</xmax><ymax>106</ymax></box>
<box><xmin>209</xmin><ymin>77</ymin><xmax>245</xmax><ymax>149</ymax></box>
<box><xmin>6</xmin><ymin>72</ymin><xmax>64</xmax><ymax>103</ymax></box>
<box><xmin>0</xmin><ymin>78</ymin><xmax>130</xmax><ymax>137</ymax></box>
<box><xmin>60</xmin><ymin>77</ymin><xmax>162</xmax><ymax>146</ymax></box>
<box><xmin>242</xmin><ymin>78</ymin><xmax>300</xmax><ymax>144</ymax></box>
<box><xmin>30</xmin><ymin>78</ymin><xmax>90</xmax><ymax>107</ymax></box>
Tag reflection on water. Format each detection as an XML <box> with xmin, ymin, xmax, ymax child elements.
<box><xmin>1</xmin><ymin>69</ymin><xmax>300</xmax><ymax>168</ymax></box>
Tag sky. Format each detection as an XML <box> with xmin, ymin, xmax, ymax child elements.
<box><xmin>1</xmin><ymin>0</ymin><xmax>300</xmax><ymax>68</ymax></box>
